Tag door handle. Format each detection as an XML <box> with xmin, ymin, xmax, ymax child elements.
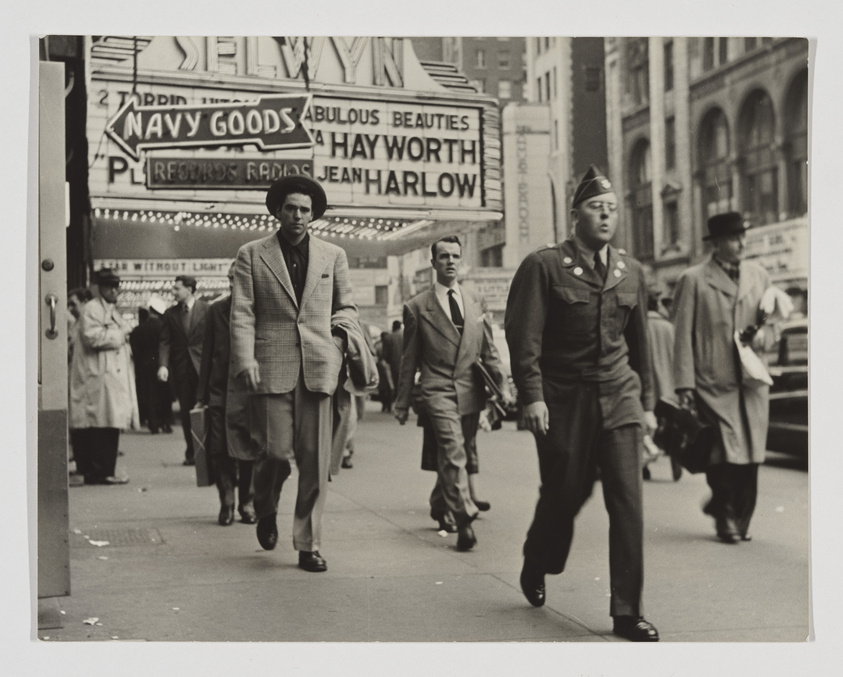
<box><xmin>45</xmin><ymin>293</ymin><xmax>59</xmax><ymax>339</ymax></box>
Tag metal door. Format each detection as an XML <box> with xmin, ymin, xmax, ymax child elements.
<box><xmin>37</xmin><ymin>61</ymin><xmax>70</xmax><ymax>600</ymax></box>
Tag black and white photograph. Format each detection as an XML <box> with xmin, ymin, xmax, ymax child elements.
<box><xmin>5</xmin><ymin>2</ymin><xmax>840</xmax><ymax>675</ymax></box>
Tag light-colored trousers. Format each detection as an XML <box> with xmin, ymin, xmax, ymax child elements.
<box><xmin>250</xmin><ymin>377</ymin><xmax>333</xmax><ymax>552</ymax></box>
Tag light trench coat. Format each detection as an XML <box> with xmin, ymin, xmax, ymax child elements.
<box><xmin>69</xmin><ymin>296</ymin><xmax>139</xmax><ymax>430</ymax></box>
<box><xmin>672</xmin><ymin>257</ymin><xmax>772</xmax><ymax>464</ymax></box>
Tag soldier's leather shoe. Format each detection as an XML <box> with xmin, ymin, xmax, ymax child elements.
<box><xmin>519</xmin><ymin>560</ymin><xmax>546</xmax><ymax>607</ymax></box>
<box><xmin>298</xmin><ymin>551</ymin><xmax>327</xmax><ymax>572</ymax></box>
<box><xmin>613</xmin><ymin>616</ymin><xmax>660</xmax><ymax>642</ymax></box>
<box><xmin>716</xmin><ymin>516</ymin><xmax>740</xmax><ymax>544</ymax></box>
<box><xmin>456</xmin><ymin>524</ymin><xmax>477</xmax><ymax>551</ymax></box>
<box><xmin>239</xmin><ymin>507</ymin><xmax>257</xmax><ymax>525</ymax></box>
<box><xmin>256</xmin><ymin>514</ymin><xmax>278</xmax><ymax>550</ymax></box>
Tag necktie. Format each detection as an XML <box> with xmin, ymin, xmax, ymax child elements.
<box><xmin>594</xmin><ymin>252</ymin><xmax>607</xmax><ymax>284</ymax></box>
<box><xmin>181</xmin><ymin>303</ymin><xmax>191</xmax><ymax>332</ymax></box>
<box><xmin>448</xmin><ymin>289</ymin><xmax>464</xmax><ymax>334</ymax></box>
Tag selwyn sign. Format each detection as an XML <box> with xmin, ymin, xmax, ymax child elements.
<box><xmin>105</xmin><ymin>94</ymin><xmax>314</xmax><ymax>160</ymax></box>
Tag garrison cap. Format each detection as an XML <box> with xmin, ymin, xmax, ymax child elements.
<box><xmin>704</xmin><ymin>212</ymin><xmax>748</xmax><ymax>241</ymax></box>
<box><xmin>266</xmin><ymin>175</ymin><xmax>328</xmax><ymax>220</ymax></box>
<box><xmin>572</xmin><ymin>165</ymin><xmax>614</xmax><ymax>207</ymax></box>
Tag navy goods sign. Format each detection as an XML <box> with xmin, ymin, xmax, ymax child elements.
<box><xmin>105</xmin><ymin>94</ymin><xmax>313</xmax><ymax>159</ymax></box>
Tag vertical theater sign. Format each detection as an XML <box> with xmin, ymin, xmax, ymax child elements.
<box><xmin>87</xmin><ymin>36</ymin><xmax>502</xmax><ymax>316</ymax></box>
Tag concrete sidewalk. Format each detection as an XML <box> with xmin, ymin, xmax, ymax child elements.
<box><xmin>39</xmin><ymin>401</ymin><xmax>810</xmax><ymax>644</ymax></box>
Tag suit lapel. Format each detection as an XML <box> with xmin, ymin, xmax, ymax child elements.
<box><xmin>704</xmin><ymin>257</ymin><xmax>737</xmax><ymax>298</ymax></box>
<box><xmin>455</xmin><ymin>290</ymin><xmax>478</xmax><ymax>366</ymax></box>
<box><xmin>422</xmin><ymin>289</ymin><xmax>460</xmax><ymax>348</ymax></box>
<box><xmin>259</xmin><ymin>234</ymin><xmax>297</xmax><ymax>307</ymax></box>
<box><xmin>301</xmin><ymin>236</ymin><xmax>330</xmax><ymax>309</ymax></box>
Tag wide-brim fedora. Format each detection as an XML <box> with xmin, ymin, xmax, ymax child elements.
<box><xmin>704</xmin><ymin>212</ymin><xmax>748</xmax><ymax>240</ymax></box>
<box><xmin>265</xmin><ymin>175</ymin><xmax>328</xmax><ymax>220</ymax></box>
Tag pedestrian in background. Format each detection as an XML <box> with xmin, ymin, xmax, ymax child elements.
<box><xmin>672</xmin><ymin>212</ymin><xmax>777</xmax><ymax>544</ymax></box>
<box><xmin>158</xmin><ymin>275</ymin><xmax>209</xmax><ymax>465</ymax></box>
<box><xmin>395</xmin><ymin>235</ymin><xmax>510</xmax><ymax>551</ymax></box>
<box><xmin>69</xmin><ymin>269</ymin><xmax>137</xmax><ymax>485</ymax></box>
<box><xmin>231</xmin><ymin>175</ymin><xmax>361</xmax><ymax>573</ymax></box>
<box><xmin>382</xmin><ymin>320</ymin><xmax>403</xmax><ymax>409</ymax></box>
<box><xmin>505</xmin><ymin>165</ymin><xmax>659</xmax><ymax>642</ymax></box>
<box><xmin>196</xmin><ymin>262</ymin><xmax>256</xmax><ymax>526</ymax></box>
<box><xmin>67</xmin><ymin>287</ymin><xmax>93</xmax><ymax>484</ymax></box>
<box><xmin>131</xmin><ymin>295</ymin><xmax>172</xmax><ymax>434</ymax></box>
<box><xmin>376</xmin><ymin>331</ymin><xmax>395</xmax><ymax>411</ymax></box>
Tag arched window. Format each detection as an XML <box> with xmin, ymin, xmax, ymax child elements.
<box><xmin>698</xmin><ymin>107</ymin><xmax>732</xmax><ymax>222</ymax></box>
<box><xmin>629</xmin><ymin>139</ymin><xmax>653</xmax><ymax>259</ymax></box>
<box><xmin>784</xmin><ymin>69</ymin><xmax>808</xmax><ymax>216</ymax></box>
<box><xmin>738</xmin><ymin>89</ymin><xmax>778</xmax><ymax>225</ymax></box>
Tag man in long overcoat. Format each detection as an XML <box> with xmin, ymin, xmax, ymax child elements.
<box><xmin>197</xmin><ymin>262</ymin><xmax>255</xmax><ymax>526</ymax></box>
<box><xmin>230</xmin><ymin>175</ymin><xmax>360</xmax><ymax>573</ymax></box>
<box><xmin>672</xmin><ymin>212</ymin><xmax>775</xmax><ymax>543</ymax></box>
<box><xmin>69</xmin><ymin>268</ymin><xmax>138</xmax><ymax>484</ymax></box>
<box><xmin>505</xmin><ymin>166</ymin><xmax>659</xmax><ymax>642</ymax></box>
<box><xmin>158</xmin><ymin>275</ymin><xmax>209</xmax><ymax>465</ymax></box>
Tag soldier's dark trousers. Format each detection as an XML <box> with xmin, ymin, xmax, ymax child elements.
<box><xmin>524</xmin><ymin>395</ymin><xmax>644</xmax><ymax>618</ymax></box>
<box><xmin>705</xmin><ymin>462</ymin><xmax>759</xmax><ymax>537</ymax></box>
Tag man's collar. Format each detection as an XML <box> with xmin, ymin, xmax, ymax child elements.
<box><xmin>182</xmin><ymin>296</ymin><xmax>195</xmax><ymax>310</ymax></box>
<box><xmin>572</xmin><ymin>236</ymin><xmax>608</xmax><ymax>265</ymax></box>
<box><xmin>434</xmin><ymin>280</ymin><xmax>460</xmax><ymax>296</ymax></box>
<box><xmin>277</xmin><ymin>230</ymin><xmax>310</xmax><ymax>250</ymax></box>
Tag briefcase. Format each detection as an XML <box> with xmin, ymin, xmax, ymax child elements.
<box><xmin>189</xmin><ymin>406</ymin><xmax>214</xmax><ymax>487</ymax></box>
<box><xmin>653</xmin><ymin>399</ymin><xmax>717</xmax><ymax>474</ymax></box>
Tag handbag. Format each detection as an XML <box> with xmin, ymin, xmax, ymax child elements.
<box><xmin>189</xmin><ymin>406</ymin><xmax>214</xmax><ymax>487</ymax></box>
<box><xmin>734</xmin><ymin>331</ymin><xmax>774</xmax><ymax>388</ymax></box>
<box><xmin>653</xmin><ymin>399</ymin><xmax>717</xmax><ymax>474</ymax></box>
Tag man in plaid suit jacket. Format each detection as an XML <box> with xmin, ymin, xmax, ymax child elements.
<box><xmin>230</xmin><ymin>175</ymin><xmax>359</xmax><ymax>573</ymax></box>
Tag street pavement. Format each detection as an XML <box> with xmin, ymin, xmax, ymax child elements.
<box><xmin>33</xmin><ymin>400</ymin><xmax>816</xmax><ymax>669</ymax></box>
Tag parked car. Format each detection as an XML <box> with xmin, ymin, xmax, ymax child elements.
<box><xmin>766</xmin><ymin>318</ymin><xmax>808</xmax><ymax>456</ymax></box>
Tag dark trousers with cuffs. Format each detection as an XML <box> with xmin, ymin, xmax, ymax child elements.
<box><xmin>705</xmin><ymin>462</ymin><xmax>759</xmax><ymax>536</ymax></box>
<box><xmin>206</xmin><ymin>405</ymin><xmax>254</xmax><ymax>512</ymax></box>
<box><xmin>72</xmin><ymin>427</ymin><xmax>120</xmax><ymax>482</ymax></box>
<box><xmin>524</xmin><ymin>394</ymin><xmax>644</xmax><ymax>618</ymax></box>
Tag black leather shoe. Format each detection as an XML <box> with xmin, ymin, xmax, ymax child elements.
<box><xmin>256</xmin><ymin>514</ymin><xmax>278</xmax><ymax>550</ymax></box>
<box><xmin>613</xmin><ymin>616</ymin><xmax>659</xmax><ymax>642</ymax></box>
<box><xmin>456</xmin><ymin>524</ymin><xmax>477</xmax><ymax>551</ymax></box>
<box><xmin>519</xmin><ymin>561</ymin><xmax>546</xmax><ymax>607</ymax></box>
<box><xmin>239</xmin><ymin>507</ymin><xmax>257</xmax><ymax>525</ymax></box>
<box><xmin>218</xmin><ymin>505</ymin><xmax>235</xmax><ymax>526</ymax></box>
<box><xmin>431</xmin><ymin>511</ymin><xmax>458</xmax><ymax>533</ymax></box>
<box><xmin>740</xmin><ymin>533</ymin><xmax>752</xmax><ymax>542</ymax></box>
<box><xmin>341</xmin><ymin>456</ymin><xmax>353</xmax><ymax>469</ymax></box>
<box><xmin>474</xmin><ymin>499</ymin><xmax>491</xmax><ymax>512</ymax></box>
<box><xmin>182</xmin><ymin>458</ymin><xmax>195</xmax><ymax>467</ymax></box>
<box><xmin>298</xmin><ymin>550</ymin><xmax>327</xmax><ymax>572</ymax></box>
<box><xmin>716</xmin><ymin>516</ymin><xmax>740</xmax><ymax>544</ymax></box>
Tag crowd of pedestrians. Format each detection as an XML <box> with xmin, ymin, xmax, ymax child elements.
<box><xmin>65</xmin><ymin>168</ymin><xmax>798</xmax><ymax>641</ymax></box>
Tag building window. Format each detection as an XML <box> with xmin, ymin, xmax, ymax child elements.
<box><xmin>663</xmin><ymin>200</ymin><xmax>680</xmax><ymax>251</ymax></box>
<box><xmin>703</xmin><ymin>37</ymin><xmax>715</xmax><ymax>71</ymax></box>
<box><xmin>718</xmin><ymin>37</ymin><xmax>729</xmax><ymax>65</ymax></box>
<box><xmin>554</xmin><ymin>119</ymin><xmax>559</xmax><ymax>150</ymax></box>
<box><xmin>498</xmin><ymin>50</ymin><xmax>510</xmax><ymax>69</ymax></box>
<box><xmin>664</xmin><ymin>40</ymin><xmax>674</xmax><ymax>92</ymax></box>
<box><xmin>544</xmin><ymin>37</ymin><xmax>550</xmax><ymax>50</ymax></box>
<box><xmin>784</xmin><ymin>68</ymin><xmax>809</xmax><ymax>217</ymax></box>
<box><xmin>480</xmin><ymin>245</ymin><xmax>504</xmax><ymax>268</ymax></box>
<box><xmin>627</xmin><ymin>38</ymin><xmax>649</xmax><ymax>106</ymax></box>
<box><xmin>738</xmin><ymin>89</ymin><xmax>778</xmax><ymax>225</ymax></box>
<box><xmin>374</xmin><ymin>285</ymin><xmax>389</xmax><ymax>305</ymax></box>
<box><xmin>498</xmin><ymin>79</ymin><xmax>512</xmax><ymax>99</ymax></box>
<box><xmin>698</xmin><ymin>107</ymin><xmax>733</xmax><ymax>221</ymax></box>
<box><xmin>544</xmin><ymin>72</ymin><xmax>551</xmax><ymax>101</ymax></box>
<box><xmin>665</xmin><ymin>116</ymin><xmax>676</xmax><ymax>171</ymax></box>
<box><xmin>744</xmin><ymin>37</ymin><xmax>757</xmax><ymax>52</ymax></box>
<box><xmin>584</xmin><ymin>66</ymin><xmax>601</xmax><ymax>92</ymax></box>
<box><xmin>536</xmin><ymin>76</ymin><xmax>542</xmax><ymax>102</ymax></box>
<box><xmin>629</xmin><ymin>139</ymin><xmax>654</xmax><ymax>260</ymax></box>
<box><xmin>553</xmin><ymin>66</ymin><xmax>558</xmax><ymax>98</ymax></box>
<box><xmin>536</xmin><ymin>37</ymin><xmax>542</xmax><ymax>54</ymax></box>
<box><xmin>476</xmin><ymin>49</ymin><xmax>486</xmax><ymax>68</ymax></box>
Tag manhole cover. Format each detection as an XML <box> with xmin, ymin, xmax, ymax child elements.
<box><xmin>71</xmin><ymin>528</ymin><xmax>164</xmax><ymax>548</ymax></box>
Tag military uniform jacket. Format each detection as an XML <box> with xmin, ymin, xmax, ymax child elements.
<box><xmin>505</xmin><ymin>238</ymin><xmax>654</xmax><ymax>429</ymax></box>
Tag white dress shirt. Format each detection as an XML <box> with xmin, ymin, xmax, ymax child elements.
<box><xmin>434</xmin><ymin>281</ymin><xmax>464</xmax><ymax>325</ymax></box>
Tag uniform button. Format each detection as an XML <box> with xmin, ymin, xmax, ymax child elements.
<box><xmin>563</xmin><ymin>256</ymin><xmax>573</xmax><ymax>264</ymax></box>
<box><xmin>617</xmin><ymin>260</ymin><xmax>626</xmax><ymax>269</ymax></box>
<box><xmin>574</xmin><ymin>267</ymin><xmax>583</xmax><ymax>276</ymax></box>
<box><xmin>614</xmin><ymin>269</ymin><xmax>621</xmax><ymax>278</ymax></box>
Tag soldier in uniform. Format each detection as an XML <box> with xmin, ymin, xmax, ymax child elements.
<box><xmin>505</xmin><ymin>166</ymin><xmax>659</xmax><ymax>642</ymax></box>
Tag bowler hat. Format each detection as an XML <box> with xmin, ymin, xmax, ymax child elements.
<box><xmin>704</xmin><ymin>212</ymin><xmax>747</xmax><ymax>241</ymax></box>
<box><xmin>572</xmin><ymin>165</ymin><xmax>614</xmax><ymax>207</ymax></box>
<box><xmin>265</xmin><ymin>175</ymin><xmax>328</xmax><ymax>220</ymax></box>
<box><xmin>94</xmin><ymin>268</ymin><xmax>121</xmax><ymax>286</ymax></box>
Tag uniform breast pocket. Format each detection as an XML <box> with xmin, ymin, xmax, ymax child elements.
<box><xmin>551</xmin><ymin>284</ymin><xmax>592</xmax><ymax>333</ymax></box>
<box><xmin>613</xmin><ymin>290</ymin><xmax>638</xmax><ymax>337</ymax></box>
